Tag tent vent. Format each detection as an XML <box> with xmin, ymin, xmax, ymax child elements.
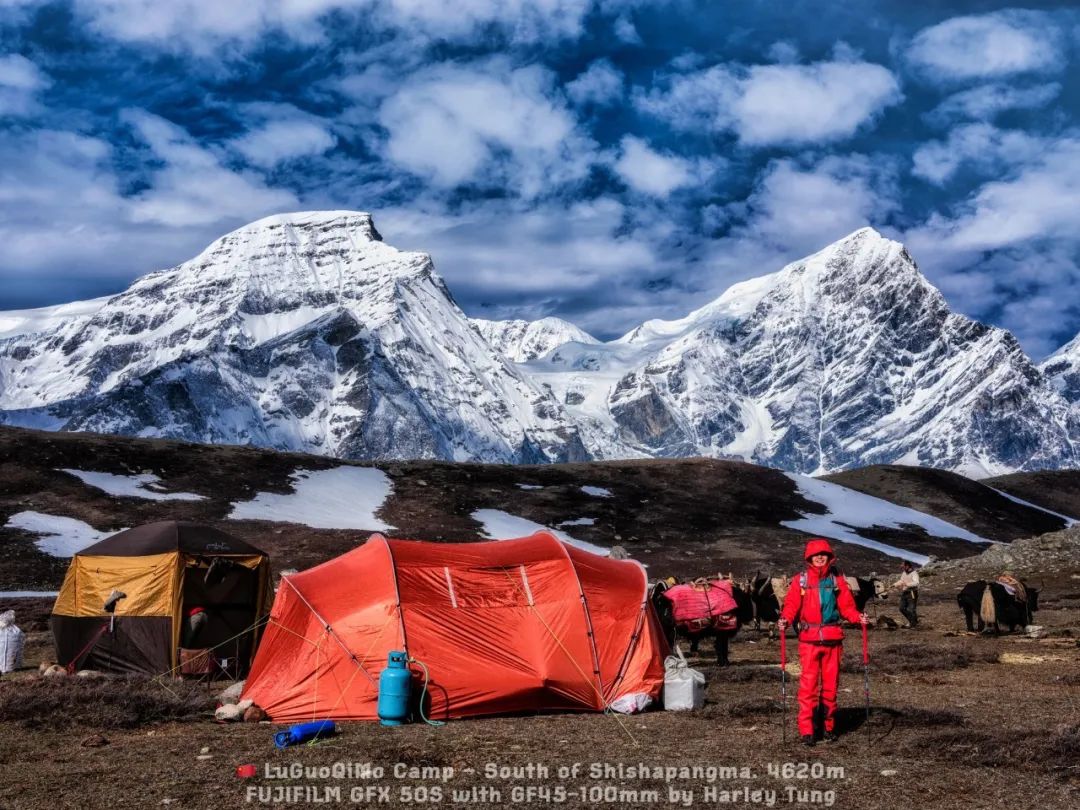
<box><xmin>443</xmin><ymin>567</ymin><xmax>458</xmax><ymax>608</ymax></box>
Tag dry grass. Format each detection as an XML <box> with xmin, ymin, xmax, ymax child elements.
<box><xmin>722</xmin><ymin>698</ymin><xmax>784</xmax><ymax>718</ymax></box>
<box><xmin>902</xmin><ymin>724</ymin><xmax>1080</xmax><ymax>770</ymax></box>
<box><xmin>842</xmin><ymin>642</ymin><xmax>1001</xmax><ymax>673</ymax></box>
<box><xmin>710</xmin><ymin>665</ymin><xmax>782</xmax><ymax>683</ymax></box>
<box><xmin>0</xmin><ymin>676</ymin><xmax>214</xmax><ymax>730</ymax></box>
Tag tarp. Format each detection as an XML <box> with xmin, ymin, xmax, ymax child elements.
<box><xmin>663</xmin><ymin>580</ymin><xmax>738</xmax><ymax>623</ymax></box>
<box><xmin>242</xmin><ymin>532</ymin><xmax>668</xmax><ymax>722</ymax></box>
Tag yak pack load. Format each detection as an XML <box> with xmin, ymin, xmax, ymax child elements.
<box><xmin>241</xmin><ymin>531</ymin><xmax>668</xmax><ymax>722</ymax></box>
<box><xmin>50</xmin><ymin>521</ymin><xmax>273</xmax><ymax>676</ymax></box>
<box><xmin>662</xmin><ymin>578</ymin><xmax>740</xmax><ymax>632</ymax></box>
<box><xmin>651</xmin><ymin>577</ymin><xmax>753</xmax><ymax>666</ymax></box>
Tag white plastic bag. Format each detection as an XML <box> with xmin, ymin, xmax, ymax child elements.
<box><xmin>663</xmin><ymin>645</ymin><xmax>705</xmax><ymax>711</ymax></box>
<box><xmin>0</xmin><ymin>610</ymin><xmax>25</xmax><ymax>674</ymax></box>
<box><xmin>609</xmin><ymin>693</ymin><xmax>653</xmax><ymax>714</ymax></box>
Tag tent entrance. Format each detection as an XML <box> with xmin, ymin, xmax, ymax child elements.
<box><xmin>181</xmin><ymin>557</ymin><xmax>259</xmax><ymax>676</ymax></box>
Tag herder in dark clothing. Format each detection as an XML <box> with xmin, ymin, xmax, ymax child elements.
<box><xmin>894</xmin><ymin>561</ymin><xmax>920</xmax><ymax>628</ymax></box>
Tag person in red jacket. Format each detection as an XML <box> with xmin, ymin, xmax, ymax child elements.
<box><xmin>777</xmin><ymin>538</ymin><xmax>868</xmax><ymax>746</ymax></box>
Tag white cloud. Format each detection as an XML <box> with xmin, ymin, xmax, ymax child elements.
<box><xmin>766</xmin><ymin>41</ymin><xmax>800</xmax><ymax>64</ymax></box>
<box><xmin>0</xmin><ymin>127</ymin><xmax>229</xmax><ymax>306</ymax></box>
<box><xmin>638</xmin><ymin>154</ymin><xmax>904</xmax><ymax>336</ymax></box>
<box><xmin>377</xmin><ymin>60</ymin><xmax>596</xmax><ymax>197</ymax></box>
<box><xmin>122</xmin><ymin>110</ymin><xmax>297</xmax><ymax>226</ymax></box>
<box><xmin>912</xmin><ymin>124</ymin><xmax>1044</xmax><ymax>185</ymax></box>
<box><xmin>566</xmin><ymin>59</ymin><xmax>624</xmax><ymax>107</ymax></box>
<box><xmin>68</xmin><ymin>0</ymin><xmax>598</xmax><ymax>51</ymax></box>
<box><xmin>907</xmin><ymin>10</ymin><xmax>1066</xmax><ymax>83</ymax></box>
<box><xmin>903</xmin><ymin>133</ymin><xmax>1080</xmax><ymax>355</ymax></box>
<box><xmin>613</xmin><ymin>15</ymin><xmax>641</xmax><ymax>44</ymax></box>
<box><xmin>0</xmin><ymin>129</ymin><xmax>124</xmax><ymax>271</ymax></box>
<box><xmin>637</xmin><ymin>59</ymin><xmax>902</xmax><ymax>146</ymax></box>
<box><xmin>378</xmin><ymin>0</ymin><xmax>594</xmax><ymax>43</ymax></box>
<box><xmin>0</xmin><ymin>54</ymin><xmax>51</xmax><ymax>118</ymax></box>
<box><xmin>924</xmin><ymin>82</ymin><xmax>1061</xmax><ymax>126</ymax></box>
<box><xmin>230</xmin><ymin>106</ymin><xmax>337</xmax><ymax>167</ymax></box>
<box><xmin>908</xmin><ymin>135</ymin><xmax>1080</xmax><ymax>253</ymax></box>
<box><xmin>376</xmin><ymin>195</ymin><xmax>686</xmax><ymax>336</ymax></box>
<box><xmin>612</xmin><ymin>136</ymin><xmax>693</xmax><ymax>196</ymax></box>
<box><xmin>726</xmin><ymin>155</ymin><xmax>898</xmax><ymax>252</ymax></box>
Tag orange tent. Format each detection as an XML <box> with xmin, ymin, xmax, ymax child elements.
<box><xmin>242</xmin><ymin>532</ymin><xmax>667</xmax><ymax>722</ymax></box>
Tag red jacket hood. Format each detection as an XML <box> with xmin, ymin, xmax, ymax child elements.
<box><xmin>803</xmin><ymin>538</ymin><xmax>835</xmax><ymax>562</ymax></box>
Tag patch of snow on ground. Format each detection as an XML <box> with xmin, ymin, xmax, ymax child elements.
<box><xmin>557</xmin><ymin>517</ymin><xmax>596</xmax><ymax>527</ymax></box>
<box><xmin>516</xmin><ymin>484</ymin><xmax>544</xmax><ymax>490</ymax></box>
<box><xmin>229</xmin><ymin>466</ymin><xmax>394</xmax><ymax>531</ymax></box>
<box><xmin>472</xmin><ymin>509</ymin><xmax>609</xmax><ymax>556</ymax></box>
<box><xmin>783</xmin><ymin>474</ymin><xmax>992</xmax><ymax>564</ymax></box>
<box><xmin>581</xmin><ymin>486</ymin><xmax>612</xmax><ymax>497</ymax></box>
<box><xmin>989</xmin><ymin>488</ymin><xmax>1077</xmax><ymax>527</ymax></box>
<box><xmin>61</xmin><ymin>469</ymin><xmax>205</xmax><ymax>501</ymax></box>
<box><xmin>5</xmin><ymin>511</ymin><xmax>119</xmax><ymax>557</ymax></box>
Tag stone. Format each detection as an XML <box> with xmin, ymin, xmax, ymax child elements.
<box><xmin>215</xmin><ymin>703</ymin><xmax>243</xmax><ymax>721</ymax></box>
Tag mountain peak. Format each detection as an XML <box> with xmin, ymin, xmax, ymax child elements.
<box><xmin>229</xmin><ymin>210</ymin><xmax>383</xmax><ymax>242</ymax></box>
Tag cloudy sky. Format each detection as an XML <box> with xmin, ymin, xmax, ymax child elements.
<box><xmin>0</xmin><ymin>1</ymin><xmax>1078</xmax><ymax>357</ymax></box>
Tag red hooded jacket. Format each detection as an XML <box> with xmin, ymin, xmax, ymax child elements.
<box><xmin>780</xmin><ymin>538</ymin><xmax>862</xmax><ymax>643</ymax></box>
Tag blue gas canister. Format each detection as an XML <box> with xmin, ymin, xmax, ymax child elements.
<box><xmin>378</xmin><ymin>650</ymin><xmax>411</xmax><ymax>726</ymax></box>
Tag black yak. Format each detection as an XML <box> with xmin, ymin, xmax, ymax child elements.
<box><xmin>957</xmin><ymin>579</ymin><xmax>1038</xmax><ymax>634</ymax></box>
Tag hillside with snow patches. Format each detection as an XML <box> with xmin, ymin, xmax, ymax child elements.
<box><xmin>0</xmin><ymin>211</ymin><xmax>1077</xmax><ymax>475</ymax></box>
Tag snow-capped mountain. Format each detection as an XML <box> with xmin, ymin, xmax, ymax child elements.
<box><xmin>472</xmin><ymin>316</ymin><xmax>598</xmax><ymax>362</ymax></box>
<box><xmin>1</xmin><ymin>214</ymin><xmax>1076</xmax><ymax>474</ymax></box>
<box><xmin>524</xmin><ymin>227</ymin><xmax>1078</xmax><ymax>476</ymax></box>
<box><xmin>0</xmin><ymin>212</ymin><xmax>588</xmax><ymax>463</ymax></box>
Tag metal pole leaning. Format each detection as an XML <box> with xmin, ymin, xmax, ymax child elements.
<box><xmin>861</xmin><ymin>620</ymin><xmax>871</xmax><ymax>741</ymax></box>
<box><xmin>779</xmin><ymin>624</ymin><xmax>788</xmax><ymax>744</ymax></box>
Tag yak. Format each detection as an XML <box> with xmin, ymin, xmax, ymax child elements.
<box><xmin>650</xmin><ymin>579</ymin><xmax>754</xmax><ymax>666</ymax></box>
<box><xmin>957</xmin><ymin>579</ymin><xmax>1038</xmax><ymax>634</ymax></box>
<box><xmin>748</xmin><ymin>571</ymin><xmax>886</xmax><ymax>633</ymax></box>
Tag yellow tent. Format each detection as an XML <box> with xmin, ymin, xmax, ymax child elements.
<box><xmin>51</xmin><ymin>521</ymin><xmax>272</xmax><ymax>676</ymax></box>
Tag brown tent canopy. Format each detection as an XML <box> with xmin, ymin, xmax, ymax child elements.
<box><xmin>77</xmin><ymin>521</ymin><xmax>269</xmax><ymax>558</ymax></box>
<box><xmin>51</xmin><ymin>521</ymin><xmax>272</xmax><ymax>676</ymax></box>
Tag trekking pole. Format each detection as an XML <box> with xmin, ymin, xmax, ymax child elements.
<box><xmin>861</xmin><ymin>620</ymin><xmax>870</xmax><ymax>741</ymax></box>
<box><xmin>779</xmin><ymin>624</ymin><xmax>787</xmax><ymax>744</ymax></box>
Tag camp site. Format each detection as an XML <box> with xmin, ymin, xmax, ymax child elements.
<box><xmin>0</xmin><ymin>428</ymin><xmax>1078</xmax><ymax>809</ymax></box>
<box><xmin>5</xmin><ymin>2</ymin><xmax>1080</xmax><ymax>807</ymax></box>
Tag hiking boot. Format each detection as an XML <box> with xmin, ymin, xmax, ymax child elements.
<box><xmin>823</xmin><ymin>730</ymin><xmax>839</xmax><ymax>743</ymax></box>
<box><xmin>801</xmin><ymin>735</ymin><xmax>816</xmax><ymax>747</ymax></box>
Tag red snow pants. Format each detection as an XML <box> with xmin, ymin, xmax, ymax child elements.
<box><xmin>797</xmin><ymin>642</ymin><xmax>842</xmax><ymax>736</ymax></box>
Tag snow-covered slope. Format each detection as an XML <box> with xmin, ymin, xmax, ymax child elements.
<box><xmin>0</xmin><ymin>211</ymin><xmax>587</xmax><ymax>463</ymax></box>
<box><xmin>472</xmin><ymin>316</ymin><xmax>599</xmax><ymax>362</ymax></box>
<box><xmin>1</xmin><ymin>217</ymin><xmax>1076</xmax><ymax>473</ymax></box>
<box><xmin>0</xmin><ymin>297</ymin><xmax>111</xmax><ymax>341</ymax></box>
<box><xmin>1041</xmin><ymin>333</ymin><xmax>1080</xmax><ymax>413</ymax></box>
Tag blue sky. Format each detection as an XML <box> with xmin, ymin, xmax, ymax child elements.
<box><xmin>0</xmin><ymin>1</ymin><xmax>1078</xmax><ymax>357</ymax></box>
